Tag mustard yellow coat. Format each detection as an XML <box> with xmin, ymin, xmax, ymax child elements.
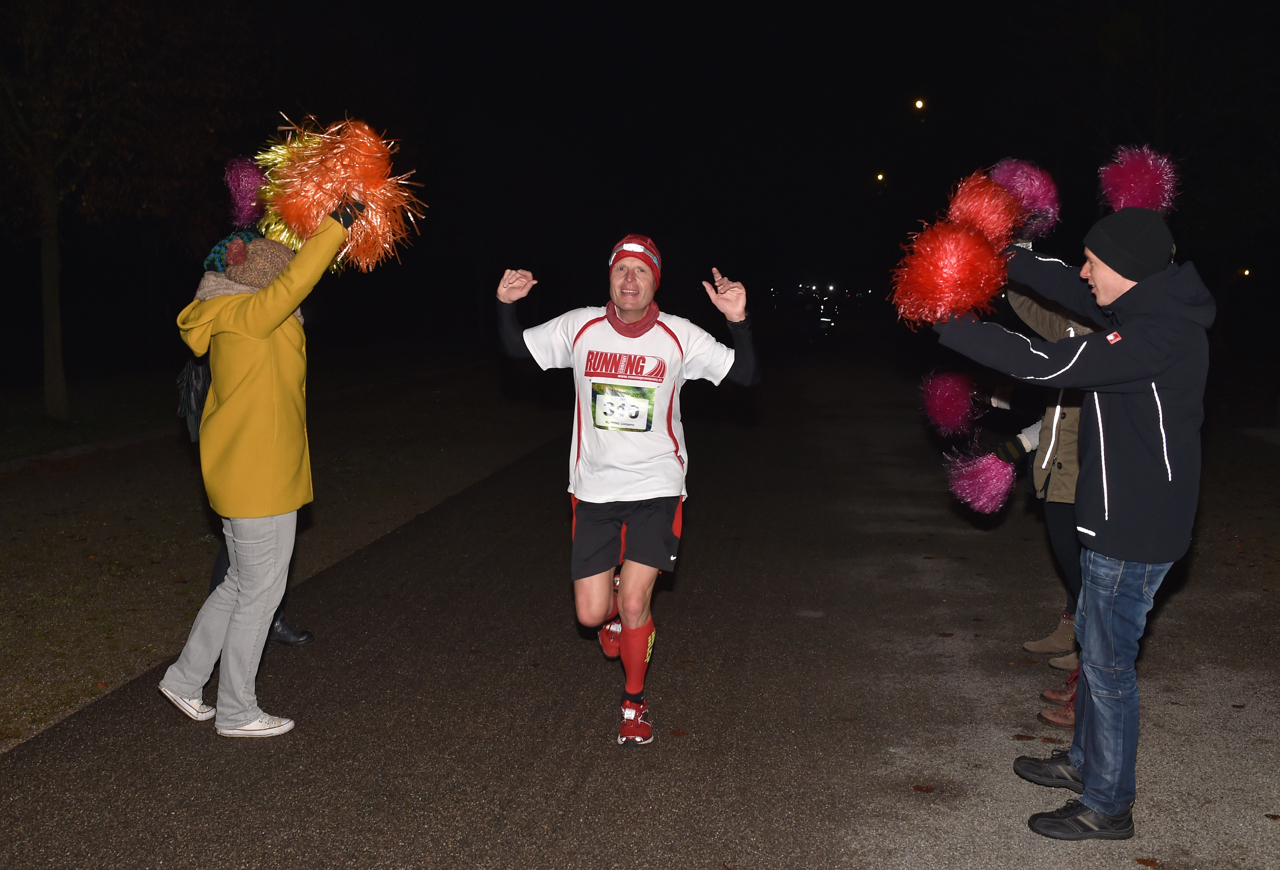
<box><xmin>177</xmin><ymin>217</ymin><xmax>347</xmax><ymax>518</ymax></box>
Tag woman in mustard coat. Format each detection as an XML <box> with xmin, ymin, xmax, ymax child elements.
<box><xmin>159</xmin><ymin>215</ymin><xmax>348</xmax><ymax>737</ymax></box>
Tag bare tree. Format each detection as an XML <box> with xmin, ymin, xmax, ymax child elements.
<box><xmin>0</xmin><ymin>1</ymin><xmax>244</xmax><ymax>419</ymax></box>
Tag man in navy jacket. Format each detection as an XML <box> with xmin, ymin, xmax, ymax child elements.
<box><xmin>935</xmin><ymin>207</ymin><xmax>1215</xmax><ymax>840</ymax></box>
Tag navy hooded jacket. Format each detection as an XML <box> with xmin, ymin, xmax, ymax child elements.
<box><xmin>936</xmin><ymin>249</ymin><xmax>1215</xmax><ymax>563</ymax></box>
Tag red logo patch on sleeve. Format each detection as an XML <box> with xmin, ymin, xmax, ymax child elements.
<box><xmin>1106</xmin><ymin>331</ymin><xmax>1122</xmax><ymax>345</ymax></box>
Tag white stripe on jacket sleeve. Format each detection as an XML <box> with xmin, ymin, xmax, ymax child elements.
<box><xmin>1094</xmin><ymin>392</ymin><xmax>1109</xmax><ymax>521</ymax></box>
<box><xmin>1152</xmin><ymin>382</ymin><xmax>1172</xmax><ymax>481</ymax></box>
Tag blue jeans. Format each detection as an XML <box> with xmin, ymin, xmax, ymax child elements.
<box><xmin>160</xmin><ymin>513</ymin><xmax>296</xmax><ymax>729</ymax></box>
<box><xmin>1069</xmin><ymin>549</ymin><xmax>1172</xmax><ymax>815</ymax></box>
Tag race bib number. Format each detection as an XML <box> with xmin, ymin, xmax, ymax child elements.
<box><xmin>591</xmin><ymin>383</ymin><xmax>654</xmax><ymax>432</ymax></box>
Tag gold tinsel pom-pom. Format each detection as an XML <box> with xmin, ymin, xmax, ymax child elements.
<box><xmin>256</xmin><ymin>115</ymin><xmax>425</xmax><ymax>272</ymax></box>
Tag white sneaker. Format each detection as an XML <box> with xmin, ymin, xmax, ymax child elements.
<box><xmin>159</xmin><ymin>685</ymin><xmax>215</xmax><ymax>722</ymax></box>
<box><xmin>216</xmin><ymin>713</ymin><xmax>295</xmax><ymax>738</ymax></box>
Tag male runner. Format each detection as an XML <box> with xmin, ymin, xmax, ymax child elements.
<box><xmin>496</xmin><ymin>234</ymin><xmax>759</xmax><ymax>745</ymax></box>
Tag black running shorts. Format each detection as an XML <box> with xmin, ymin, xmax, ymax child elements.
<box><xmin>570</xmin><ymin>495</ymin><xmax>683</xmax><ymax>581</ymax></box>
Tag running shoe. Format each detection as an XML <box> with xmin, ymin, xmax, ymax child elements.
<box><xmin>618</xmin><ymin>699</ymin><xmax>653</xmax><ymax>745</ymax></box>
<box><xmin>599</xmin><ymin>618</ymin><xmax>622</xmax><ymax>659</ymax></box>
<box><xmin>599</xmin><ymin>570</ymin><xmax>622</xmax><ymax>658</ymax></box>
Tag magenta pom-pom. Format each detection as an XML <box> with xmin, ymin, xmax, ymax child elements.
<box><xmin>947</xmin><ymin>452</ymin><xmax>1016</xmax><ymax>514</ymax></box>
<box><xmin>946</xmin><ymin>172</ymin><xmax>1024</xmax><ymax>250</ymax></box>
<box><xmin>1099</xmin><ymin>145</ymin><xmax>1179</xmax><ymax>214</ymax></box>
<box><xmin>225</xmin><ymin>157</ymin><xmax>266</xmax><ymax>228</ymax></box>
<box><xmin>891</xmin><ymin>222</ymin><xmax>1008</xmax><ymax>326</ymax></box>
<box><xmin>989</xmin><ymin>159</ymin><xmax>1060</xmax><ymax>239</ymax></box>
<box><xmin>922</xmin><ymin>371</ymin><xmax>977</xmax><ymax>436</ymax></box>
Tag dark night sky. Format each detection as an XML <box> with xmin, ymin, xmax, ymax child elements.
<box><xmin>4</xmin><ymin>1</ymin><xmax>1277</xmax><ymax>385</ymax></box>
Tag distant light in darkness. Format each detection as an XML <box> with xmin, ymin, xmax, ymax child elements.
<box><xmin>1244</xmin><ymin>269</ymin><xmax>1250</xmax><ymax>276</ymax></box>
<box><xmin>876</xmin><ymin>173</ymin><xmax>884</xmax><ymax>181</ymax></box>
<box><xmin>915</xmin><ymin>100</ymin><xmax>924</xmax><ymax>109</ymax></box>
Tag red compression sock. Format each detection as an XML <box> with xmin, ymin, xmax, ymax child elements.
<box><xmin>619</xmin><ymin>618</ymin><xmax>655</xmax><ymax>696</ymax></box>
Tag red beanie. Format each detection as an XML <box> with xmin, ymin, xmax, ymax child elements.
<box><xmin>609</xmin><ymin>235</ymin><xmax>662</xmax><ymax>287</ymax></box>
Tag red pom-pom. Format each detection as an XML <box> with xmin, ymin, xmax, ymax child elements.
<box><xmin>946</xmin><ymin>452</ymin><xmax>1016</xmax><ymax>514</ymax></box>
<box><xmin>891</xmin><ymin>222</ymin><xmax>1008</xmax><ymax>326</ymax></box>
<box><xmin>947</xmin><ymin>172</ymin><xmax>1024</xmax><ymax>250</ymax></box>
<box><xmin>921</xmin><ymin>371</ymin><xmax>978</xmax><ymax>436</ymax></box>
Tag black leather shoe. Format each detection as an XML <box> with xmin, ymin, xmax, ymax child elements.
<box><xmin>1028</xmin><ymin>799</ymin><xmax>1134</xmax><ymax>840</ymax></box>
<box><xmin>268</xmin><ymin>612</ymin><xmax>314</xmax><ymax>646</ymax></box>
<box><xmin>1013</xmin><ymin>749</ymin><xmax>1084</xmax><ymax>793</ymax></box>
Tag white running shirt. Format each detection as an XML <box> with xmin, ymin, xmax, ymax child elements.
<box><xmin>523</xmin><ymin>307</ymin><xmax>735</xmax><ymax>502</ymax></box>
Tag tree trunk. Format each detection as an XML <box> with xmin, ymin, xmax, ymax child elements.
<box><xmin>40</xmin><ymin>182</ymin><xmax>69</xmax><ymax>421</ymax></box>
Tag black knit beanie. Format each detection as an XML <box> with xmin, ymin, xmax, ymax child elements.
<box><xmin>1083</xmin><ymin>207</ymin><xmax>1174</xmax><ymax>282</ymax></box>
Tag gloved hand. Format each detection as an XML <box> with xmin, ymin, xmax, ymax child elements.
<box><xmin>976</xmin><ymin>385</ymin><xmax>1013</xmax><ymax>410</ymax></box>
<box><xmin>976</xmin><ymin>429</ymin><xmax>1032</xmax><ymax>465</ymax></box>
<box><xmin>995</xmin><ymin>437</ymin><xmax>1029</xmax><ymax>465</ymax></box>
<box><xmin>330</xmin><ymin>200</ymin><xmax>366</xmax><ymax>229</ymax></box>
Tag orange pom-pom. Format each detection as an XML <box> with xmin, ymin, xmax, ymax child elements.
<box><xmin>946</xmin><ymin>172</ymin><xmax>1023</xmax><ymax>251</ymax></box>
<box><xmin>891</xmin><ymin>222</ymin><xmax>1008</xmax><ymax>326</ymax></box>
<box><xmin>259</xmin><ymin>117</ymin><xmax>425</xmax><ymax>272</ymax></box>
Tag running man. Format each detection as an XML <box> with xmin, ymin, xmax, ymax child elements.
<box><xmin>496</xmin><ymin>234</ymin><xmax>759</xmax><ymax>745</ymax></box>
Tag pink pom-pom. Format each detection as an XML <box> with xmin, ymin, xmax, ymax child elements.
<box><xmin>225</xmin><ymin>157</ymin><xmax>266</xmax><ymax>227</ymax></box>
<box><xmin>946</xmin><ymin>172</ymin><xmax>1024</xmax><ymax>250</ymax></box>
<box><xmin>1099</xmin><ymin>145</ymin><xmax>1179</xmax><ymax>214</ymax></box>
<box><xmin>922</xmin><ymin>371</ymin><xmax>977</xmax><ymax>436</ymax></box>
<box><xmin>946</xmin><ymin>452</ymin><xmax>1016</xmax><ymax>514</ymax></box>
<box><xmin>989</xmin><ymin>159</ymin><xmax>1060</xmax><ymax>239</ymax></box>
<box><xmin>891</xmin><ymin>222</ymin><xmax>1008</xmax><ymax>326</ymax></box>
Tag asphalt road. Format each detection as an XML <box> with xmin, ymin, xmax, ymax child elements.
<box><xmin>2</xmin><ymin>331</ymin><xmax>1278</xmax><ymax>869</ymax></box>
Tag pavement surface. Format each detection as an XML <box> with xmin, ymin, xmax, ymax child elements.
<box><xmin>2</xmin><ymin>330</ymin><xmax>1278</xmax><ymax>869</ymax></box>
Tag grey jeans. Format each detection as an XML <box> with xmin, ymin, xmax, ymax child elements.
<box><xmin>160</xmin><ymin>512</ymin><xmax>296</xmax><ymax>729</ymax></box>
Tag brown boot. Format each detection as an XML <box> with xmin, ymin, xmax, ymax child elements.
<box><xmin>1041</xmin><ymin>666</ymin><xmax>1079</xmax><ymax>704</ymax></box>
<box><xmin>1049</xmin><ymin>651</ymin><xmax>1079</xmax><ymax>671</ymax></box>
<box><xmin>1038</xmin><ymin>698</ymin><xmax>1075</xmax><ymax>728</ymax></box>
<box><xmin>1024</xmin><ymin>612</ymin><xmax>1076</xmax><ymax>655</ymax></box>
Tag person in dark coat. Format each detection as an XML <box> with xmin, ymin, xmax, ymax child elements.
<box><xmin>935</xmin><ymin>207</ymin><xmax>1215</xmax><ymax>840</ymax></box>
